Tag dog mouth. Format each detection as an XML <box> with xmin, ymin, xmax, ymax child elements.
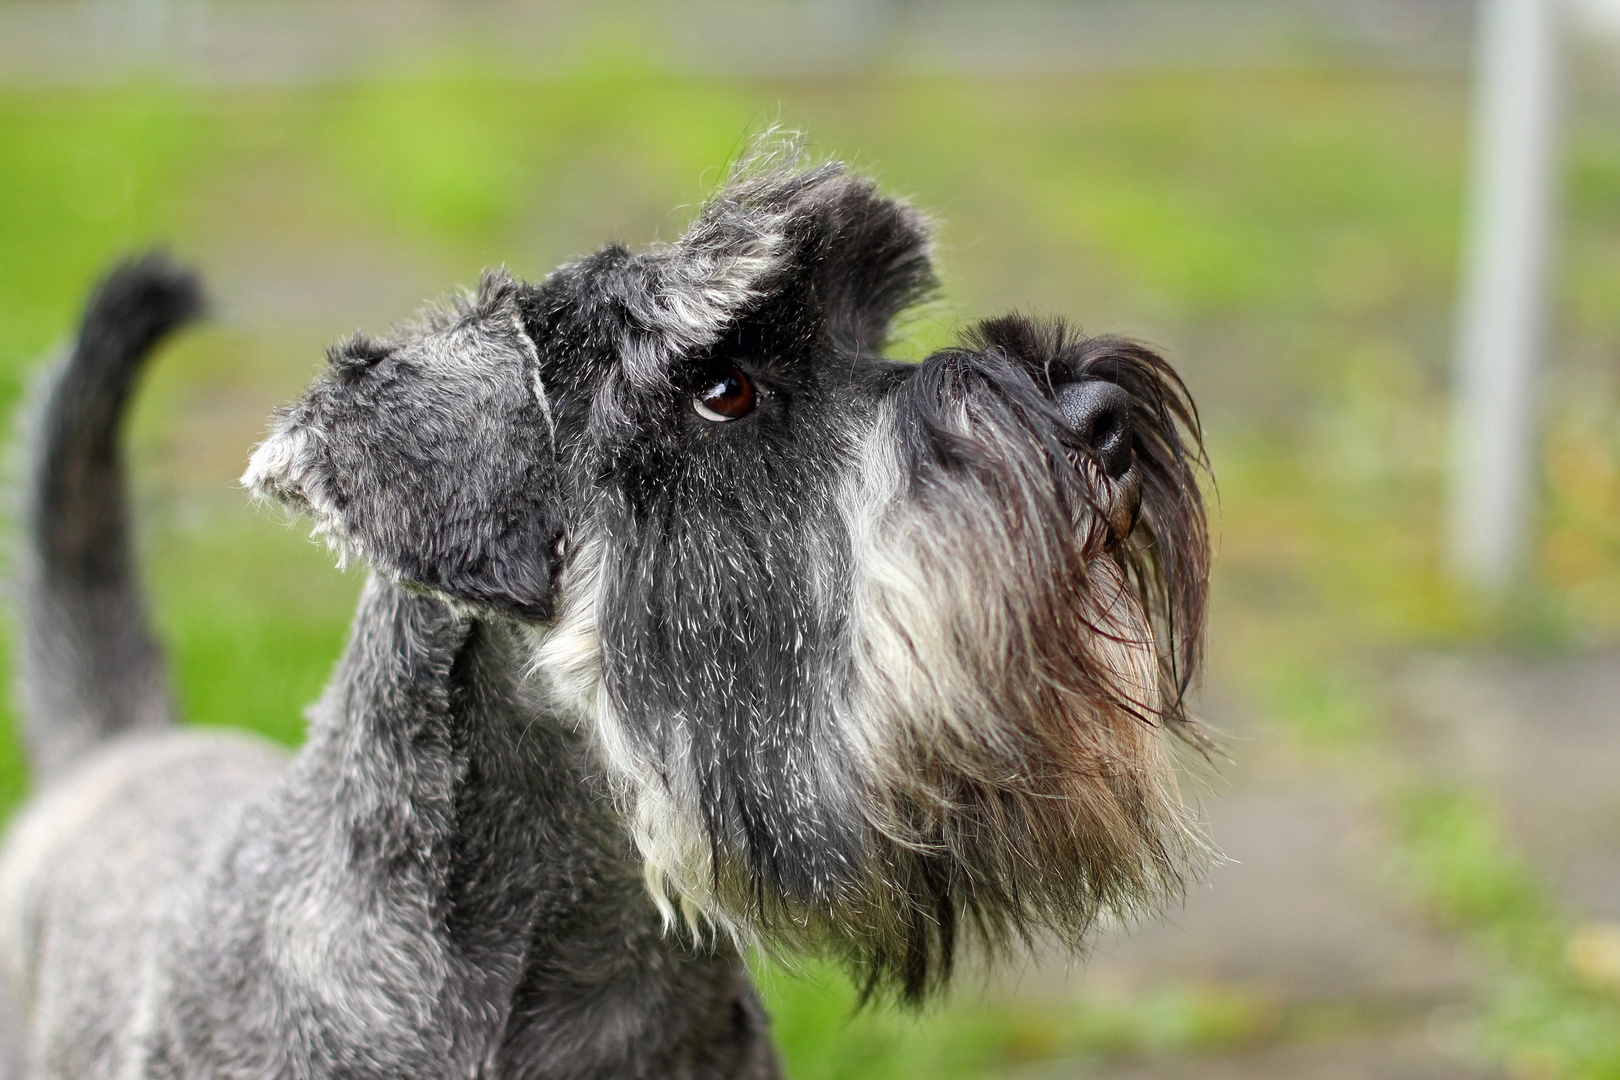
<box><xmin>1069</xmin><ymin>457</ymin><xmax>1142</xmax><ymax>559</ymax></box>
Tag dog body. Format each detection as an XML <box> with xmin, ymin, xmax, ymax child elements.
<box><xmin>0</xmin><ymin>611</ymin><xmax>770</xmax><ymax>1079</ymax></box>
<box><xmin>0</xmin><ymin>153</ymin><xmax>1209</xmax><ymax>1079</ymax></box>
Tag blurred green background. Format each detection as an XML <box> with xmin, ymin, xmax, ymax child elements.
<box><xmin>6</xmin><ymin>1</ymin><xmax>1620</xmax><ymax>1077</ymax></box>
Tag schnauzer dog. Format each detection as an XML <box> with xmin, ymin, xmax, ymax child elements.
<box><xmin>0</xmin><ymin>151</ymin><xmax>1209</xmax><ymax>1079</ymax></box>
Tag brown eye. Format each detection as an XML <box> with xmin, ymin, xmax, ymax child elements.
<box><xmin>693</xmin><ymin>365</ymin><xmax>756</xmax><ymax>422</ymax></box>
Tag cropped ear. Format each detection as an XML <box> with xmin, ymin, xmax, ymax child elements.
<box><xmin>615</xmin><ymin>151</ymin><xmax>936</xmax><ymax>388</ymax></box>
<box><xmin>245</xmin><ymin>272</ymin><xmax>563</xmax><ymax>622</ymax></box>
<box><xmin>691</xmin><ymin>157</ymin><xmax>937</xmax><ymax>354</ymax></box>
<box><xmin>804</xmin><ymin>173</ymin><xmax>937</xmax><ymax>353</ymax></box>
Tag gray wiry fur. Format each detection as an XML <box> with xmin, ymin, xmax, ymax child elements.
<box><xmin>0</xmin><ymin>146</ymin><xmax>1212</xmax><ymax>1077</ymax></box>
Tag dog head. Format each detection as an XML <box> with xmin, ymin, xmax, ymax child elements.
<box><xmin>247</xmin><ymin>149</ymin><xmax>1211</xmax><ymax>1000</ymax></box>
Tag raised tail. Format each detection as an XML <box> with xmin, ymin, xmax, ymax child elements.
<box><xmin>16</xmin><ymin>254</ymin><xmax>202</xmax><ymax>782</ymax></box>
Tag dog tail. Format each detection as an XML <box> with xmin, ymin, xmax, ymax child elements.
<box><xmin>15</xmin><ymin>253</ymin><xmax>201</xmax><ymax>781</ymax></box>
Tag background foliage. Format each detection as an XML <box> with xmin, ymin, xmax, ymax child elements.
<box><xmin>6</xmin><ymin>28</ymin><xmax>1620</xmax><ymax>1077</ymax></box>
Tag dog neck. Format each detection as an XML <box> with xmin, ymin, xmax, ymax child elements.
<box><xmin>156</xmin><ymin>577</ymin><xmax>776</xmax><ymax>1078</ymax></box>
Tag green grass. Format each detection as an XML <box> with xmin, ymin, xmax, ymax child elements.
<box><xmin>7</xmin><ymin>50</ymin><xmax>1620</xmax><ymax>1078</ymax></box>
<box><xmin>1390</xmin><ymin>789</ymin><xmax>1620</xmax><ymax>1080</ymax></box>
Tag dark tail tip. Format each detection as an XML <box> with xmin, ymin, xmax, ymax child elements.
<box><xmin>67</xmin><ymin>252</ymin><xmax>204</xmax><ymax>427</ymax></box>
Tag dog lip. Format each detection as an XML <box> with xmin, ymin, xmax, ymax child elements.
<box><xmin>1071</xmin><ymin>465</ymin><xmax>1141</xmax><ymax>557</ymax></box>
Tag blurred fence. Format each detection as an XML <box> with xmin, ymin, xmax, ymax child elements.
<box><xmin>0</xmin><ymin>0</ymin><xmax>1476</xmax><ymax>85</ymax></box>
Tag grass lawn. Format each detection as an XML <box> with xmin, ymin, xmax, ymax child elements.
<box><xmin>5</xmin><ymin>55</ymin><xmax>1620</xmax><ymax>1077</ymax></box>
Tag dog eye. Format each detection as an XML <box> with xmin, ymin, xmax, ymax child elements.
<box><xmin>693</xmin><ymin>366</ymin><xmax>756</xmax><ymax>422</ymax></box>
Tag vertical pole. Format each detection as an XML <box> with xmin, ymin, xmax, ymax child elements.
<box><xmin>1448</xmin><ymin>0</ymin><xmax>1561</xmax><ymax>591</ymax></box>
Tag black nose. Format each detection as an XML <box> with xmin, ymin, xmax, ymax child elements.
<box><xmin>1057</xmin><ymin>380</ymin><xmax>1134</xmax><ymax>479</ymax></box>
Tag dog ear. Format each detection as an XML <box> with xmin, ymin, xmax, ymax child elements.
<box><xmin>714</xmin><ymin>162</ymin><xmax>937</xmax><ymax>354</ymax></box>
<box><xmin>245</xmin><ymin>272</ymin><xmax>563</xmax><ymax>622</ymax></box>
<box><xmin>631</xmin><ymin>155</ymin><xmax>935</xmax><ymax>371</ymax></box>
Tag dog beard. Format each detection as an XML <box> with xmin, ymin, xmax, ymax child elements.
<box><xmin>535</xmin><ymin>324</ymin><xmax>1208</xmax><ymax>1002</ymax></box>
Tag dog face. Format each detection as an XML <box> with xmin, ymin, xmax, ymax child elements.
<box><xmin>247</xmin><ymin>154</ymin><xmax>1210</xmax><ymax>999</ymax></box>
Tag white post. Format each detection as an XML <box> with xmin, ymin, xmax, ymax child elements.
<box><xmin>1448</xmin><ymin>0</ymin><xmax>1561</xmax><ymax>591</ymax></box>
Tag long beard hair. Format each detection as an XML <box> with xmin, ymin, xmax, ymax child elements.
<box><xmin>837</xmin><ymin>317</ymin><xmax>1210</xmax><ymax>999</ymax></box>
<box><xmin>538</xmin><ymin>318</ymin><xmax>1210</xmax><ymax>1003</ymax></box>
